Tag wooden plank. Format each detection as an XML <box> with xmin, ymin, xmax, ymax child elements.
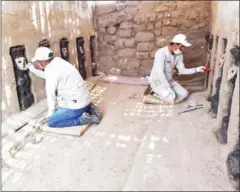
<box><xmin>142</xmin><ymin>94</ymin><xmax>184</xmax><ymax>105</ymax></box>
<box><xmin>40</xmin><ymin>124</ymin><xmax>91</xmax><ymax>137</ymax></box>
<box><xmin>103</xmin><ymin>75</ymin><xmax>149</xmax><ymax>86</ymax></box>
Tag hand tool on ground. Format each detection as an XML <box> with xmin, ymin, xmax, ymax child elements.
<box><xmin>178</xmin><ymin>100</ymin><xmax>204</xmax><ymax>114</ymax></box>
<box><xmin>178</xmin><ymin>106</ymin><xmax>203</xmax><ymax>114</ymax></box>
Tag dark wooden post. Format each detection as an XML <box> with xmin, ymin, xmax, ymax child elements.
<box><xmin>209</xmin><ymin>38</ymin><xmax>227</xmax><ymax>118</ymax></box>
<box><xmin>60</xmin><ymin>37</ymin><xmax>69</xmax><ymax>61</ymax></box>
<box><xmin>90</xmin><ymin>35</ymin><xmax>98</xmax><ymax>76</ymax></box>
<box><xmin>214</xmin><ymin>45</ymin><xmax>239</xmax><ymax>144</ymax></box>
<box><xmin>206</xmin><ymin>36</ymin><xmax>219</xmax><ymax>100</ymax></box>
<box><xmin>76</xmin><ymin>37</ymin><xmax>86</xmax><ymax>79</ymax></box>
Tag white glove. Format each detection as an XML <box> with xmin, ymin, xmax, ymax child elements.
<box><xmin>195</xmin><ymin>66</ymin><xmax>205</xmax><ymax>73</ymax></box>
<box><xmin>26</xmin><ymin>63</ymin><xmax>34</xmax><ymax>70</ymax></box>
<box><xmin>26</xmin><ymin>62</ymin><xmax>33</xmax><ymax>67</ymax></box>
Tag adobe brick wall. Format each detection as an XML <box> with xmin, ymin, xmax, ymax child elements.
<box><xmin>94</xmin><ymin>1</ymin><xmax>211</xmax><ymax>77</ymax></box>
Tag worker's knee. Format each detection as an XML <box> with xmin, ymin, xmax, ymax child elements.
<box><xmin>164</xmin><ymin>92</ymin><xmax>176</xmax><ymax>103</ymax></box>
<box><xmin>172</xmin><ymin>83</ymin><xmax>188</xmax><ymax>100</ymax></box>
<box><xmin>153</xmin><ymin>87</ymin><xmax>176</xmax><ymax>103</ymax></box>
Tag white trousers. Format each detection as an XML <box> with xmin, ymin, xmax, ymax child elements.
<box><xmin>151</xmin><ymin>82</ymin><xmax>188</xmax><ymax>103</ymax></box>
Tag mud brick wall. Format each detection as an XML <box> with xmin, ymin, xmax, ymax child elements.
<box><xmin>94</xmin><ymin>1</ymin><xmax>211</xmax><ymax>77</ymax></box>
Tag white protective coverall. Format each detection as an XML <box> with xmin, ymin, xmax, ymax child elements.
<box><xmin>28</xmin><ymin>57</ymin><xmax>91</xmax><ymax>117</ymax></box>
<box><xmin>149</xmin><ymin>46</ymin><xmax>201</xmax><ymax>102</ymax></box>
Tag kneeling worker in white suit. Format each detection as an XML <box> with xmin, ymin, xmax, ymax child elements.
<box><xmin>27</xmin><ymin>47</ymin><xmax>101</xmax><ymax>128</ymax></box>
<box><xmin>149</xmin><ymin>34</ymin><xmax>205</xmax><ymax>103</ymax></box>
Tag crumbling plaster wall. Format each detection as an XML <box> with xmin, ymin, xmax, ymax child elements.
<box><xmin>2</xmin><ymin>1</ymin><xmax>94</xmax><ymax>120</ymax></box>
<box><xmin>209</xmin><ymin>1</ymin><xmax>239</xmax><ymax>149</ymax></box>
<box><xmin>94</xmin><ymin>1</ymin><xmax>211</xmax><ymax>77</ymax></box>
<box><xmin>210</xmin><ymin>1</ymin><xmax>239</xmax><ymax>45</ymax></box>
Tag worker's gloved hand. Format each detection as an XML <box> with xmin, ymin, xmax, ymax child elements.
<box><xmin>26</xmin><ymin>62</ymin><xmax>35</xmax><ymax>70</ymax></box>
<box><xmin>195</xmin><ymin>66</ymin><xmax>205</xmax><ymax>73</ymax></box>
<box><xmin>26</xmin><ymin>62</ymin><xmax>33</xmax><ymax>68</ymax></box>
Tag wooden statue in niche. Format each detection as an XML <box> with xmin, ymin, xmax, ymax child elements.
<box><xmin>9</xmin><ymin>45</ymin><xmax>34</xmax><ymax>111</ymax></box>
<box><xmin>227</xmin><ymin>136</ymin><xmax>240</xmax><ymax>190</ymax></box>
<box><xmin>60</xmin><ymin>37</ymin><xmax>69</xmax><ymax>61</ymax></box>
<box><xmin>215</xmin><ymin>45</ymin><xmax>240</xmax><ymax>144</ymax></box>
<box><xmin>225</xmin><ymin>46</ymin><xmax>240</xmax><ymax>190</ymax></box>
<box><xmin>90</xmin><ymin>35</ymin><xmax>97</xmax><ymax>76</ymax></box>
<box><xmin>204</xmin><ymin>33</ymin><xmax>214</xmax><ymax>91</ymax></box>
<box><xmin>39</xmin><ymin>39</ymin><xmax>50</xmax><ymax>48</ymax></box>
<box><xmin>209</xmin><ymin>39</ymin><xmax>228</xmax><ymax>118</ymax></box>
<box><xmin>205</xmin><ymin>32</ymin><xmax>214</xmax><ymax>51</ymax></box>
<box><xmin>209</xmin><ymin>53</ymin><xmax>225</xmax><ymax>118</ymax></box>
<box><xmin>76</xmin><ymin>37</ymin><xmax>86</xmax><ymax>79</ymax></box>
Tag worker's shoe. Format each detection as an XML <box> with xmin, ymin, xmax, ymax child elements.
<box><xmin>79</xmin><ymin>112</ymin><xmax>101</xmax><ymax>125</ymax></box>
<box><xmin>88</xmin><ymin>103</ymin><xmax>102</xmax><ymax>119</ymax></box>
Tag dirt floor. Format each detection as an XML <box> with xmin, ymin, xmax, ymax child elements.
<box><xmin>1</xmin><ymin>82</ymin><xmax>235</xmax><ymax>191</ymax></box>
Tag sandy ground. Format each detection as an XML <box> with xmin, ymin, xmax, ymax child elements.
<box><xmin>2</xmin><ymin>83</ymin><xmax>234</xmax><ymax>191</ymax></box>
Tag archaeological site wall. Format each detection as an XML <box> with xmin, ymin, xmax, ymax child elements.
<box><xmin>94</xmin><ymin>1</ymin><xmax>211</xmax><ymax>78</ymax></box>
<box><xmin>2</xmin><ymin>1</ymin><xmax>94</xmax><ymax>120</ymax></box>
<box><xmin>207</xmin><ymin>1</ymin><xmax>239</xmax><ymax>189</ymax></box>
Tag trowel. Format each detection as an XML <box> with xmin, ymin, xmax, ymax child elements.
<box><xmin>178</xmin><ymin>100</ymin><xmax>204</xmax><ymax>114</ymax></box>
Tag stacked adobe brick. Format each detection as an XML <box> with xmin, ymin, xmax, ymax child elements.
<box><xmin>94</xmin><ymin>1</ymin><xmax>210</xmax><ymax>78</ymax></box>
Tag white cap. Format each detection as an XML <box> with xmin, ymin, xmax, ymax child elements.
<box><xmin>171</xmin><ymin>34</ymin><xmax>191</xmax><ymax>47</ymax></box>
<box><xmin>31</xmin><ymin>47</ymin><xmax>54</xmax><ymax>62</ymax></box>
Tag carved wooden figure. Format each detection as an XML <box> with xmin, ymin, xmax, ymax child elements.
<box><xmin>206</xmin><ymin>36</ymin><xmax>218</xmax><ymax>101</ymax></box>
<box><xmin>227</xmin><ymin>137</ymin><xmax>240</xmax><ymax>190</ymax></box>
<box><xmin>60</xmin><ymin>37</ymin><xmax>69</xmax><ymax>61</ymax></box>
<box><xmin>209</xmin><ymin>54</ymin><xmax>225</xmax><ymax>118</ymax></box>
<box><xmin>39</xmin><ymin>39</ymin><xmax>50</xmax><ymax>48</ymax></box>
<box><xmin>226</xmin><ymin>64</ymin><xmax>239</xmax><ymax>190</ymax></box>
<box><xmin>215</xmin><ymin>45</ymin><xmax>240</xmax><ymax>144</ymax></box>
<box><xmin>90</xmin><ymin>35</ymin><xmax>97</xmax><ymax>76</ymax></box>
<box><xmin>9</xmin><ymin>46</ymin><xmax>34</xmax><ymax>111</ymax></box>
<box><xmin>76</xmin><ymin>37</ymin><xmax>86</xmax><ymax>79</ymax></box>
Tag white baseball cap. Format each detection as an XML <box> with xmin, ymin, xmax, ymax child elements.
<box><xmin>31</xmin><ymin>47</ymin><xmax>54</xmax><ymax>62</ymax></box>
<box><xmin>171</xmin><ymin>34</ymin><xmax>191</xmax><ymax>47</ymax></box>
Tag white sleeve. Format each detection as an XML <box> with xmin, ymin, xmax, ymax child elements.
<box><xmin>28</xmin><ymin>65</ymin><xmax>45</xmax><ymax>79</ymax></box>
<box><xmin>45</xmin><ymin>72</ymin><xmax>58</xmax><ymax>113</ymax></box>
<box><xmin>154</xmin><ymin>51</ymin><xmax>171</xmax><ymax>87</ymax></box>
<box><xmin>176</xmin><ymin>55</ymin><xmax>197</xmax><ymax>75</ymax></box>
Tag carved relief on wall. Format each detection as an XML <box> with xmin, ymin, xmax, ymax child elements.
<box><xmin>76</xmin><ymin>37</ymin><xmax>86</xmax><ymax>79</ymax></box>
<box><xmin>9</xmin><ymin>45</ymin><xmax>34</xmax><ymax>111</ymax></box>
<box><xmin>205</xmin><ymin>32</ymin><xmax>214</xmax><ymax>51</ymax></box>
<box><xmin>60</xmin><ymin>37</ymin><xmax>69</xmax><ymax>61</ymax></box>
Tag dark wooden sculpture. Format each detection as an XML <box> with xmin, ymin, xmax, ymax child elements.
<box><xmin>39</xmin><ymin>39</ymin><xmax>50</xmax><ymax>48</ymax></box>
<box><xmin>90</xmin><ymin>35</ymin><xmax>97</xmax><ymax>76</ymax></box>
<box><xmin>9</xmin><ymin>45</ymin><xmax>34</xmax><ymax>111</ymax></box>
<box><xmin>76</xmin><ymin>37</ymin><xmax>86</xmax><ymax>79</ymax></box>
<box><xmin>60</xmin><ymin>37</ymin><xmax>69</xmax><ymax>61</ymax></box>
